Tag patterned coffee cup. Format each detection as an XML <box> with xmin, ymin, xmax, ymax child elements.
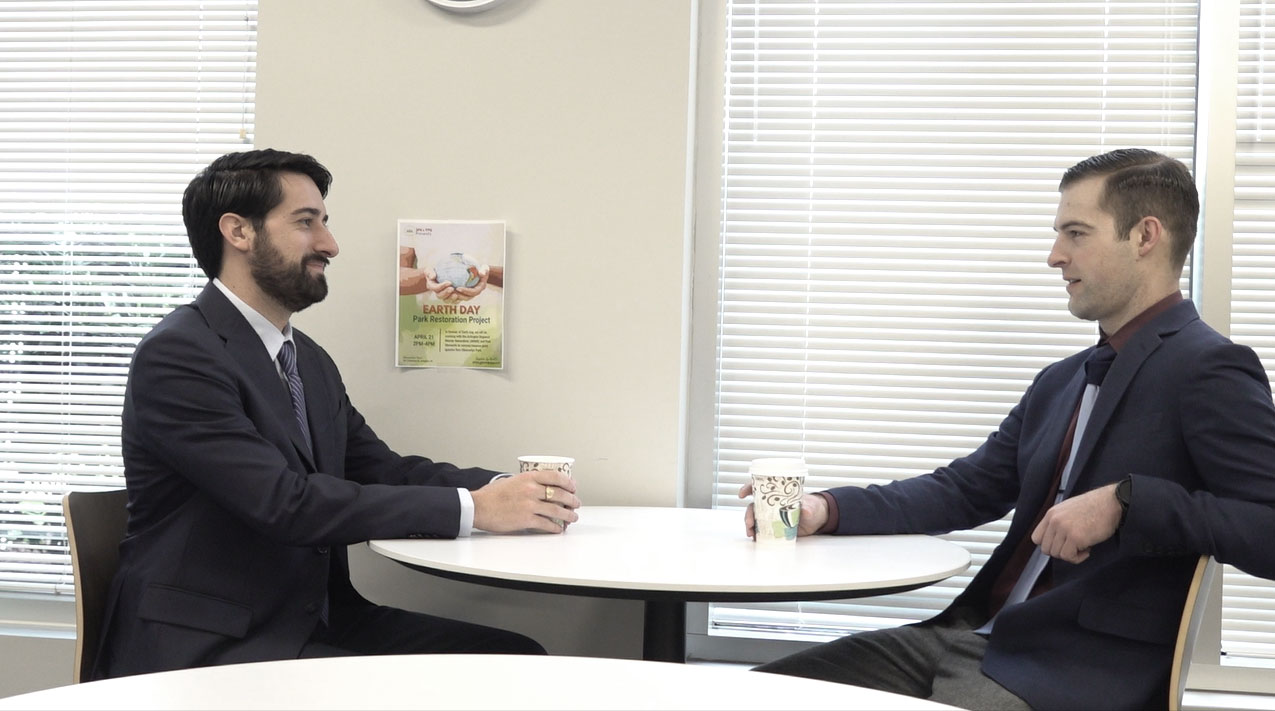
<box><xmin>749</xmin><ymin>458</ymin><xmax>807</xmax><ymax>544</ymax></box>
<box><xmin>518</xmin><ymin>455</ymin><xmax>574</xmax><ymax>526</ymax></box>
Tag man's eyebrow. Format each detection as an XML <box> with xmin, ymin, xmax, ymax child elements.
<box><xmin>291</xmin><ymin>207</ymin><xmax>327</xmax><ymax>221</ymax></box>
<box><xmin>1054</xmin><ymin>219</ymin><xmax>1093</xmax><ymax>232</ymax></box>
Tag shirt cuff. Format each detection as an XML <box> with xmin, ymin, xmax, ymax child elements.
<box><xmin>457</xmin><ymin>488</ymin><xmax>474</xmax><ymax>537</ymax></box>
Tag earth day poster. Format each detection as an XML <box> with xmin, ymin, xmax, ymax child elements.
<box><xmin>396</xmin><ymin>219</ymin><xmax>505</xmax><ymax>369</ymax></box>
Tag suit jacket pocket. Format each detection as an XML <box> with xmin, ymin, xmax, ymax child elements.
<box><xmin>1077</xmin><ymin>594</ymin><xmax>1177</xmax><ymax>645</ymax></box>
<box><xmin>139</xmin><ymin>583</ymin><xmax>252</xmax><ymax>638</ymax></box>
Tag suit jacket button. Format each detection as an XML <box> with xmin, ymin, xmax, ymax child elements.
<box><xmin>305</xmin><ymin>602</ymin><xmax>319</xmax><ymax>614</ymax></box>
<box><xmin>316</xmin><ymin>546</ymin><xmax>329</xmax><ymax>555</ymax></box>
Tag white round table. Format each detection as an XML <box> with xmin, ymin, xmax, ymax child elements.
<box><xmin>370</xmin><ymin>506</ymin><xmax>970</xmax><ymax>662</ymax></box>
<box><xmin>0</xmin><ymin>655</ymin><xmax>962</xmax><ymax>710</ymax></box>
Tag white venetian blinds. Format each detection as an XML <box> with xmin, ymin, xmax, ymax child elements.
<box><xmin>0</xmin><ymin>1</ymin><xmax>257</xmax><ymax>595</ymax></box>
<box><xmin>709</xmin><ymin>0</ymin><xmax>1198</xmax><ymax>636</ymax></box>
<box><xmin>1227</xmin><ymin>0</ymin><xmax>1275</xmax><ymax>659</ymax></box>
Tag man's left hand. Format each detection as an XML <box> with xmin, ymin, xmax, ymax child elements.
<box><xmin>1031</xmin><ymin>482</ymin><xmax>1121</xmax><ymax>564</ymax></box>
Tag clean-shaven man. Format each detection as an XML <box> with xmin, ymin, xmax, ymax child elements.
<box><xmin>745</xmin><ymin>149</ymin><xmax>1275</xmax><ymax>710</ymax></box>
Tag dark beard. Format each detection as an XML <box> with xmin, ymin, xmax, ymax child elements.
<box><xmin>248</xmin><ymin>230</ymin><xmax>329</xmax><ymax>313</ymax></box>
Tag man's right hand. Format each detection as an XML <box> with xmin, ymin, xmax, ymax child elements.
<box><xmin>738</xmin><ymin>483</ymin><xmax>829</xmax><ymax>539</ymax></box>
<box><xmin>472</xmin><ymin>470</ymin><xmax>580</xmax><ymax>534</ymax></box>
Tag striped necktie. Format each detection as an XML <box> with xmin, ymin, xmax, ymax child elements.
<box><xmin>277</xmin><ymin>340</ymin><xmax>313</xmax><ymax>454</ymax></box>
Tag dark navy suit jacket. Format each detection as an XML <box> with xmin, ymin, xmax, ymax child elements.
<box><xmin>827</xmin><ymin>300</ymin><xmax>1275</xmax><ymax>710</ymax></box>
<box><xmin>94</xmin><ymin>283</ymin><xmax>497</xmax><ymax>679</ymax></box>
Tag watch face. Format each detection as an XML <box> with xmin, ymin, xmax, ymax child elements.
<box><xmin>426</xmin><ymin>0</ymin><xmax>509</xmax><ymax>12</ymax></box>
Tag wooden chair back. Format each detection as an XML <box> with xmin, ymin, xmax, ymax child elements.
<box><xmin>62</xmin><ymin>489</ymin><xmax>129</xmax><ymax>683</ymax></box>
<box><xmin>1169</xmin><ymin>555</ymin><xmax>1221</xmax><ymax>711</ymax></box>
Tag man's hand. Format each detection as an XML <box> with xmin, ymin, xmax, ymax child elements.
<box><xmin>472</xmin><ymin>470</ymin><xmax>580</xmax><ymax>534</ymax></box>
<box><xmin>738</xmin><ymin>483</ymin><xmax>828</xmax><ymax>539</ymax></box>
<box><xmin>1031</xmin><ymin>483</ymin><xmax>1121</xmax><ymax>564</ymax></box>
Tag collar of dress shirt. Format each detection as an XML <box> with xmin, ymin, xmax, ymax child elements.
<box><xmin>1099</xmin><ymin>291</ymin><xmax>1184</xmax><ymax>353</ymax></box>
<box><xmin>211</xmin><ymin>278</ymin><xmax>294</xmax><ymax>361</ymax></box>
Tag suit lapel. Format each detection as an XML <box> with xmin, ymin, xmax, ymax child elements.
<box><xmin>1023</xmin><ymin>362</ymin><xmax>1089</xmax><ymax>510</ymax></box>
<box><xmin>1063</xmin><ymin>300</ymin><xmax>1198</xmax><ymax>493</ymax></box>
<box><xmin>195</xmin><ymin>284</ymin><xmax>317</xmax><ymax>471</ymax></box>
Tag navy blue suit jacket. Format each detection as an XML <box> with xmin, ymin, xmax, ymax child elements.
<box><xmin>827</xmin><ymin>300</ymin><xmax>1275</xmax><ymax>710</ymax></box>
<box><xmin>94</xmin><ymin>284</ymin><xmax>497</xmax><ymax>679</ymax></box>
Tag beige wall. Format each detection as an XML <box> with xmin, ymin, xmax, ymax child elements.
<box><xmin>0</xmin><ymin>634</ymin><xmax>72</xmax><ymax>697</ymax></box>
<box><xmin>0</xmin><ymin>1</ymin><xmax>698</xmax><ymax>695</ymax></box>
<box><xmin>259</xmin><ymin>0</ymin><xmax>693</xmax><ymax>505</ymax></box>
<box><xmin>254</xmin><ymin>0</ymin><xmax>697</xmax><ymax>656</ymax></box>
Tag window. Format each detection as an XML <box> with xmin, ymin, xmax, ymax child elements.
<box><xmin>692</xmin><ymin>0</ymin><xmax>1211</xmax><ymax>656</ymax></box>
<box><xmin>1226</xmin><ymin>0</ymin><xmax>1275</xmax><ymax>659</ymax></box>
<box><xmin>0</xmin><ymin>1</ymin><xmax>257</xmax><ymax>596</ymax></box>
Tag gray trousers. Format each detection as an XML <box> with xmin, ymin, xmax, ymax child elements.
<box><xmin>753</xmin><ymin>610</ymin><xmax>1033</xmax><ymax>711</ymax></box>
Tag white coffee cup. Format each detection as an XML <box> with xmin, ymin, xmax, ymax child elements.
<box><xmin>518</xmin><ymin>455</ymin><xmax>574</xmax><ymax>525</ymax></box>
<box><xmin>749</xmin><ymin>458</ymin><xmax>807</xmax><ymax>544</ymax></box>
<box><xmin>518</xmin><ymin>455</ymin><xmax>573</xmax><ymax>477</ymax></box>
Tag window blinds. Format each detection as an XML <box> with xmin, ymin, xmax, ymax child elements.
<box><xmin>1226</xmin><ymin>0</ymin><xmax>1275</xmax><ymax>659</ymax></box>
<box><xmin>709</xmin><ymin>0</ymin><xmax>1198</xmax><ymax>638</ymax></box>
<box><xmin>0</xmin><ymin>0</ymin><xmax>257</xmax><ymax>595</ymax></box>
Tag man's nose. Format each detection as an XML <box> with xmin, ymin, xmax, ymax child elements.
<box><xmin>317</xmin><ymin>224</ymin><xmax>339</xmax><ymax>258</ymax></box>
<box><xmin>1046</xmin><ymin>235</ymin><xmax>1065</xmax><ymax>268</ymax></box>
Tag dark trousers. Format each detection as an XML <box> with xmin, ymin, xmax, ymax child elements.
<box><xmin>300</xmin><ymin>603</ymin><xmax>546</xmax><ymax>658</ymax></box>
<box><xmin>754</xmin><ymin>610</ymin><xmax>1032</xmax><ymax>711</ymax></box>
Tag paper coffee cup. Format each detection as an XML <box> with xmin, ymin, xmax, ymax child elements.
<box><xmin>518</xmin><ymin>456</ymin><xmax>574</xmax><ymax>526</ymax></box>
<box><xmin>518</xmin><ymin>455</ymin><xmax>574</xmax><ymax>477</ymax></box>
<box><xmin>749</xmin><ymin>458</ymin><xmax>807</xmax><ymax>544</ymax></box>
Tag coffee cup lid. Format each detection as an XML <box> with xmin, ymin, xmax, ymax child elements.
<box><xmin>518</xmin><ymin>455</ymin><xmax>574</xmax><ymax>463</ymax></box>
<box><xmin>748</xmin><ymin>457</ymin><xmax>807</xmax><ymax>476</ymax></box>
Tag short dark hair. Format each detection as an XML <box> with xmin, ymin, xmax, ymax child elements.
<box><xmin>182</xmin><ymin>149</ymin><xmax>332</xmax><ymax>278</ymax></box>
<box><xmin>1059</xmin><ymin>148</ymin><xmax>1198</xmax><ymax>269</ymax></box>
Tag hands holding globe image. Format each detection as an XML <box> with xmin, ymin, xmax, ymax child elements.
<box><xmin>427</xmin><ymin>252</ymin><xmax>491</xmax><ymax>304</ymax></box>
<box><xmin>400</xmin><ymin>246</ymin><xmax>503</xmax><ymax>304</ymax></box>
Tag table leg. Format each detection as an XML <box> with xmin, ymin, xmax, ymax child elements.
<box><xmin>642</xmin><ymin>599</ymin><xmax>686</xmax><ymax>663</ymax></box>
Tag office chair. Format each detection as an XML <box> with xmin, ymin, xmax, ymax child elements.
<box><xmin>62</xmin><ymin>489</ymin><xmax>129</xmax><ymax>683</ymax></box>
<box><xmin>1169</xmin><ymin>555</ymin><xmax>1221</xmax><ymax>711</ymax></box>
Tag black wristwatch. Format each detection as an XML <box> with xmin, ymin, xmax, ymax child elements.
<box><xmin>1114</xmin><ymin>476</ymin><xmax>1132</xmax><ymax>527</ymax></box>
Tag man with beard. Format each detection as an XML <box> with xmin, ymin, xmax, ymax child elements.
<box><xmin>92</xmin><ymin>149</ymin><xmax>577</xmax><ymax>679</ymax></box>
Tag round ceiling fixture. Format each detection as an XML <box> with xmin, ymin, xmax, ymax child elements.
<box><xmin>426</xmin><ymin>0</ymin><xmax>510</xmax><ymax>13</ymax></box>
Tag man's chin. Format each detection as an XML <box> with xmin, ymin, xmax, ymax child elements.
<box><xmin>1066</xmin><ymin>300</ymin><xmax>1091</xmax><ymax>322</ymax></box>
<box><xmin>271</xmin><ymin>282</ymin><xmax>327</xmax><ymax>313</ymax></box>
<box><xmin>293</xmin><ymin>289</ymin><xmax>327</xmax><ymax>312</ymax></box>
<box><xmin>303</xmin><ymin>274</ymin><xmax>328</xmax><ymax>303</ymax></box>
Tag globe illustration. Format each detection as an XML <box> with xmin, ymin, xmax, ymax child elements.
<box><xmin>433</xmin><ymin>252</ymin><xmax>481</xmax><ymax>289</ymax></box>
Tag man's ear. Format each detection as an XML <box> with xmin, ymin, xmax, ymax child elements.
<box><xmin>1132</xmin><ymin>215</ymin><xmax>1166</xmax><ymax>258</ymax></box>
<box><xmin>219</xmin><ymin>213</ymin><xmax>255</xmax><ymax>255</ymax></box>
